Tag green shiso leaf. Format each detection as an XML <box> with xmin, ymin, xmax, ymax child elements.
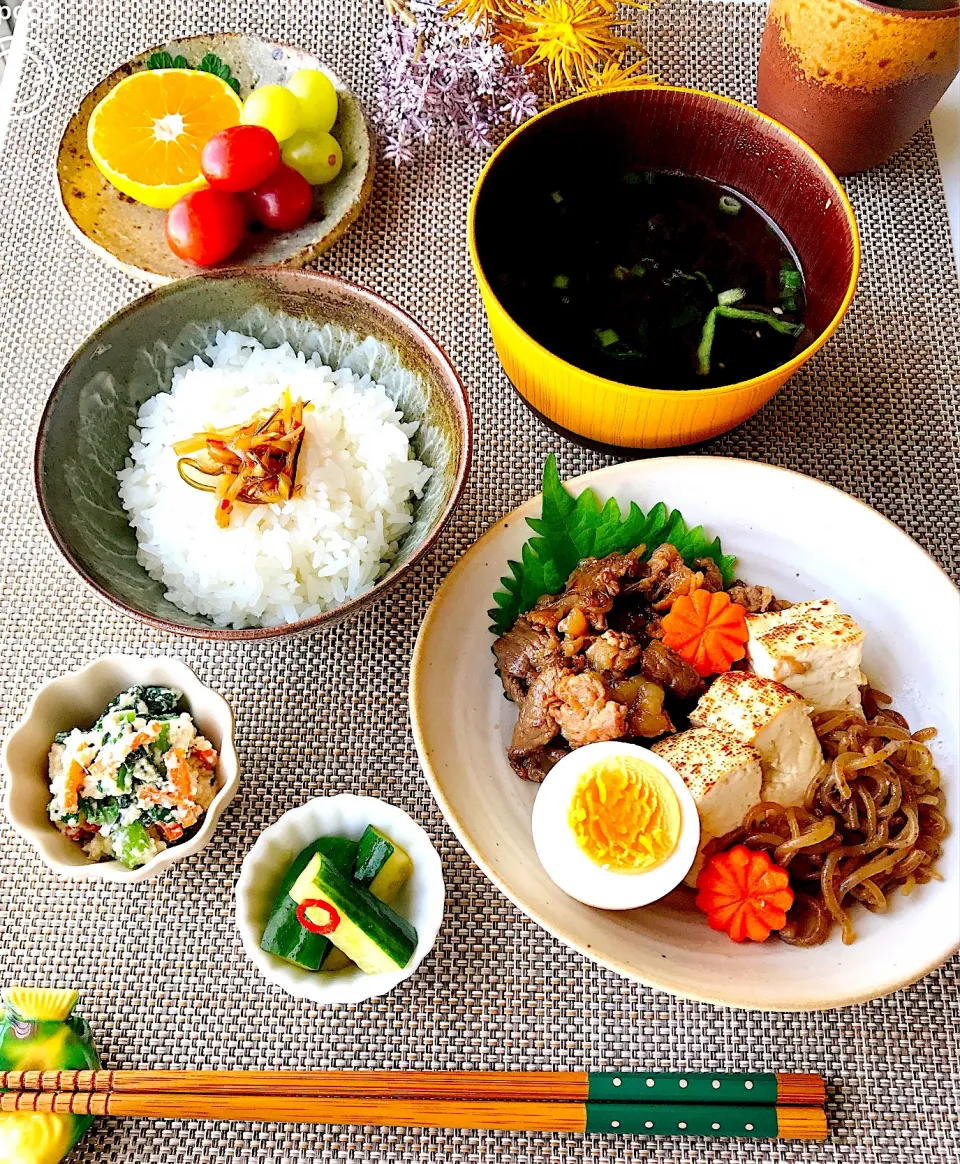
<box><xmin>488</xmin><ymin>455</ymin><xmax>737</xmax><ymax>635</ymax></box>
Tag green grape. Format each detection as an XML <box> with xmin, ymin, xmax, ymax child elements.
<box><xmin>287</xmin><ymin>68</ymin><xmax>338</xmax><ymax>133</ymax></box>
<box><xmin>241</xmin><ymin>84</ymin><xmax>300</xmax><ymax>142</ymax></box>
<box><xmin>282</xmin><ymin>130</ymin><xmax>343</xmax><ymax>185</ymax></box>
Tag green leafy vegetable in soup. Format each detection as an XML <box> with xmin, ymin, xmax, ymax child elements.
<box><xmin>46</xmin><ymin>685</ymin><xmax>219</xmax><ymax>869</ymax></box>
<box><xmin>475</xmin><ymin>165</ymin><xmax>807</xmax><ymax>390</ymax></box>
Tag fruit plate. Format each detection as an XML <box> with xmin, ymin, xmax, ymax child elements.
<box><xmin>409</xmin><ymin>457</ymin><xmax>960</xmax><ymax>1011</ymax></box>
<box><xmin>56</xmin><ymin>33</ymin><xmax>374</xmax><ymax>285</ymax></box>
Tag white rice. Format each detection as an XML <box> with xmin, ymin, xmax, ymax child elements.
<box><xmin>117</xmin><ymin>331</ymin><xmax>432</xmax><ymax>628</ymax></box>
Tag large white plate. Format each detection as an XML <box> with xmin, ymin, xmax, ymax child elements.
<box><xmin>410</xmin><ymin>458</ymin><xmax>960</xmax><ymax>1010</ymax></box>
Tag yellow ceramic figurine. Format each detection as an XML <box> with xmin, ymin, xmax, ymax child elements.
<box><xmin>0</xmin><ymin>988</ymin><xmax>100</xmax><ymax>1164</ymax></box>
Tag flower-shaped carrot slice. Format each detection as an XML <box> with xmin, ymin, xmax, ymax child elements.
<box><xmin>660</xmin><ymin>589</ymin><xmax>748</xmax><ymax>677</ymax></box>
<box><xmin>696</xmin><ymin>845</ymin><xmax>795</xmax><ymax>942</ymax></box>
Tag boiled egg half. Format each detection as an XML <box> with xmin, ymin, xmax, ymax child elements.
<box><xmin>531</xmin><ymin>741</ymin><xmax>700</xmax><ymax>909</ymax></box>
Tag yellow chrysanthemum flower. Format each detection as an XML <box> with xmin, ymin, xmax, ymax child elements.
<box><xmin>584</xmin><ymin>55</ymin><xmax>656</xmax><ymax>91</ymax></box>
<box><xmin>495</xmin><ymin>0</ymin><xmax>650</xmax><ymax>93</ymax></box>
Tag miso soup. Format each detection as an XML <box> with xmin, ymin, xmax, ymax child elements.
<box><xmin>477</xmin><ymin>167</ymin><xmax>809</xmax><ymax>391</ymax></box>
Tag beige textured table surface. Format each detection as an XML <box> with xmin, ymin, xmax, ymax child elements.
<box><xmin>0</xmin><ymin>2</ymin><xmax>958</xmax><ymax>1162</ymax></box>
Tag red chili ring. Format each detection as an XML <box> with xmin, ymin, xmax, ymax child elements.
<box><xmin>296</xmin><ymin>898</ymin><xmax>341</xmax><ymax>935</ymax></box>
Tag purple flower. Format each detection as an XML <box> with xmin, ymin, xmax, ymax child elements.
<box><xmin>503</xmin><ymin>88</ymin><xmax>538</xmax><ymax>125</ymax></box>
<box><xmin>374</xmin><ymin>0</ymin><xmax>537</xmax><ymax>164</ymax></box>
<box><xmin>465</xmin><ymin>116</ymin><xmax>492</xmax><ymax>150</ymax></box>
<box><xmin>383</xmin><ymin>134</ymin><xmax>416</xmax><ymax>167</ymax></box>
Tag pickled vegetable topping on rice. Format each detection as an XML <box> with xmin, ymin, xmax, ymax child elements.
<box><xmin>46</xmin><ymin>685</ymin><xmax>219</xmax><ymax>868</ymax></box>
<box><xmin>173</xmin><ymin>390</ymin><xmax>309</xmax><ymax>527</ymax></box>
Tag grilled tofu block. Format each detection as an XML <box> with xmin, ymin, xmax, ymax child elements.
<box><xmin>689</xmin><ymin>671</ymin><xmax>824</xmax><ymax>806</ymax></box>
<box><xmin>746</xmin><ymin>599</ymin><xmax>866</xmax><ymax>713</ymax></box>
<box><xmin>653</xmin><ymin>727</ymin><xmax>762</xmax><ymax>887</ymax></box>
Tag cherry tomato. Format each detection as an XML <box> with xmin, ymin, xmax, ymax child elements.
<box><xmin>201</xmin><ymin>125</ymin><xmax>281</xmax><ymax>193</ymax></box>
<box><xmin>165</xmin><ymin>188</ymin><xmax>246</xmax><ymax>266</ymax></box>
<box><xmin>244</xmin><ymin>163</ymin><xmax>313</xmax><ymax>231</ymax></box>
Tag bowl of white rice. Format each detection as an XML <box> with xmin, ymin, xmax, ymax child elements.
<box><xmin>35</xmin><ymin>270</ymin><xmax>471</xmax><ymax>639</ymax></box>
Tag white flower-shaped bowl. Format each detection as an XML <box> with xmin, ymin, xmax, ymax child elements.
<box><xmin>235</xmin><ymin>794</ymin><xmax>445</xmax><ymax>1005</ymax></box>
<box><xmin>2</xmin><ymin>655</ymin><xmax>240</xmax><ymax>882</ymax></box>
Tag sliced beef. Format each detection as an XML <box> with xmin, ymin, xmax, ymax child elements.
<box><xmin>606</xmin><ymin>673</ymin><xmax>674</xmax><ymax>738</ymax></box>
<box><xmin>623</xmin><ymin>544</ymin><xmax>705</xmax><ymax>611</ymax></box>
<box><xmin>566</xmin><ymin>547</ymin><xmax>646</xmax><ymax>595</ymax></box>
<box><xmin>694</xmin><ymin>556</ymin><xmax>725</xmax><ymax>593</ymax></box>
<box><xmin>529</xmin><ymin>547</ymin><xmax>646</xmax><ymax>632</ymax></box>
<box><xmin>553</xmin><ymin>670</ymin><xmax>628</xmax><ymax>748</ymax></box>
<box><xmin>508</xmin><ymin>662</ymin><xmax>566</xmax><ymax>758</ymax></box>
<box><xmin>585</xmin><ymin>630</ymin><xmax>643</xmax><ymax>677</ymax></box>
<box><xmin>726</xmin><ymin>581</ymin><xmax>790</xmax><ymax>613</ymax></box>
<box><xmin>624</xmin><ymin>543</ymin><xmax>675</xmax><ymax>594</ymax></box>
<box><xmin>641</xmin><ymin>640</ymin><xmax>704</xmax><ymax>702</ymax></box>
<box><xmin>498</xmin><ymin>671</ymin><xmax>526</xmax><ymax>704</ymax></box>
<box><xmin>499</xmin><ymin>543</ymin><xmax>799</xmax><ymax>782</ymax></box>
<box><xmin>511</xmin><ymin>744</ymin><xmax>570</xmax><ymax>783</ymax></box>
<box><xmin>646</xmin><ymin>544</ymin><xmax>705</xmax><ymax>611</ymax></box>
<box><xmin>607</xmin><ymin>600</ymin><xmax>652</xmax><ymax>639</ymax></box>
<box><xmin>493</xmin><ymin>616</ymin><xmax>561</xmax><ymax>702</ymax></box>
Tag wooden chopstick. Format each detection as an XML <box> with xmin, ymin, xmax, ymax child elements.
<box><xmin>0</xmin><ymin>1069</ymin><xmax>825</xmax><ymax>1106</ymax></box>
<box><xmin>0</xmin><ymin>1091</ymin><xmax>828</xmax><ymax>1140</ymax></box>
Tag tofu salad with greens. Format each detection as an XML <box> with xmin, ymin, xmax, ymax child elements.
<box><xmin>47</xmin><ymin>685</ymin><xmax>219</xmax><ymax>868</ymax></box>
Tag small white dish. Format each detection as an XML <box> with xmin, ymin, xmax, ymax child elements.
<box><xmin>235</xmin><ymin>794</ymin><xmax>445</xmax><ymax>1005</ymax></box>
<box><xmin>2</xmin><ymin>655</ymin><xmax>240</xmax><ymax>882</ymax></box>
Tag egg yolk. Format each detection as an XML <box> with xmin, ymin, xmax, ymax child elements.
<box><xmin>569</xmin><ymin>755</ymin><xmax>681</xmax><ymax>873</ymax></box>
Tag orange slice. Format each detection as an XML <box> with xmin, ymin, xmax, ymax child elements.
<box><xmin>87</xmin><ymin>69</ymin><xmax>242</xmax><ymax>209</ymax></box>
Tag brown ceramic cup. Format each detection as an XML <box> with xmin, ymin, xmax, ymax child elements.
<box><xmin>758</xmin><ymin>0</ymin><xmax>959</xmax><ymax>175</ymax></box>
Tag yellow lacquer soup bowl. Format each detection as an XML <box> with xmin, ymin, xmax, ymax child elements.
<box><xmin>468</xmin><ymin>86</ymin><xmax>861</xmax><ymax>449</ymax></box>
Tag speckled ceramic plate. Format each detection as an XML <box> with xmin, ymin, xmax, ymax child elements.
<box><xmin>56</xmin><ymin>33</ymin><xmax>375</xmax><ymax>284</ymax></box>
<box><xmin>410</xmin><ymin>458</ymin><xmax>960</xmax><ymax>1010</ymax></box>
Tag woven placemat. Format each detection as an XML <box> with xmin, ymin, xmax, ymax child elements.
<box><xmin>1</xmin><ymin>1</ymin><xmax>958</xmax><ymax>1161</ymax></box>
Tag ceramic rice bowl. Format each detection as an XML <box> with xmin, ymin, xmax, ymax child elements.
<box><xmin>35</xmin><ymin>269</ymin><xmax>471</xmax><ymax>640</ymax></box>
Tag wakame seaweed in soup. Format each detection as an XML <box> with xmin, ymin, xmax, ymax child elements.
<box><xmin>480</xmin><ymin>168</ymin><xmax>808</xmax><ymax>390</ymax></box>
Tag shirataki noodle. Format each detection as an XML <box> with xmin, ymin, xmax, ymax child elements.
<box><xmin>706</xmin><ymin>691</ymin><xmax>947</xmax><ymax>946</ymax></box>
